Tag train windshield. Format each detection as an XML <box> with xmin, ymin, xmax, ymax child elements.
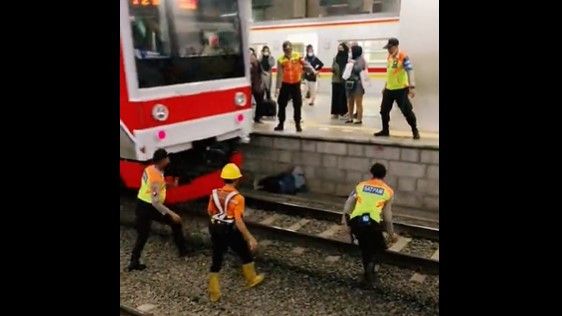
<box><xmin>128</xmin><ymin>0</ymin><xmax>245</xmax><ymax>89</ymax></box>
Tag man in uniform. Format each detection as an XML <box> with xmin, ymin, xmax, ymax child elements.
<box><xmin>207</xmin><ymin>163</ymin><xmax>265</xmax><ymax>302</ymax></box>
<box><xmin>341</xmin><ymin>163</ymin><xmax>399</xmax><ymax>289</ymax></box>
<box><xmin>274</xmin><ymin>40</ymin><xmax>313</xmax><ymax>132</ymax></box>
<box><xmin>127</xmin><ymin>149</ymin><xmax>190</xmax><ymax>271</ymax></box>
<box><xmin>374</xmin><ymin>38</ymin><xmax>420</xmax><ymax>139</ymax></box>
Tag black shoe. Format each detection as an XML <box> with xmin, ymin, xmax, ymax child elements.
<box><xmin>360</xmin><ymin>274</ymin><xmax>376</xmax><ymax>290</ymax></box>
<box><xmin>345</xmin><ymin>120</ymin><xmax>353</xmax><ymax>124</ymax></box>
<box><xmin>274</xmin><ymin>124</ymin><xmax>284</xmax><ymax>131</ymax></box>
<box><xmin>412</xmin><ymin>129</ymin><xmax>420</xmax><ymax>140</ymax></box>
<box><xmin>374</xmin><ymin>130</ymin><xmax>389</xmax><ymax>137</ymax></box>
<box><xmin>127</xmin><ymin>261</ymin><xmax>147</xmax><ymax>272</ymax></box>
<box><xmin>254</xmin><ymin>119</ymin><xmax>263</xmax><ymax>124</ymax></box>
<box><xmin>296</xmin><ymin>124</ymin><xmax>302</xmax><ymax>132</ymax></box>
<box><xmin>353</xmin><ymin>121</ymin><xmax>362</xmax><ymax>125</ymax></box>
<box><xmin>178</xmin><ymin>248</ymin><xmax>193</xmax><ymax>258</ymax></box>
<box><xmin>360</xmin><ymin>262</ymin><xmax>377</xmax><ymax>290</ymax></box>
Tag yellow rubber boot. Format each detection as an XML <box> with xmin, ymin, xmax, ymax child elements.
<box><xmin>241</xmin><ymin>262</ymin><xmax>265</xmax><ymax>288</ymax></box>
<box><xmin>208</xmin><ymin>273</ymin><xmax>221</xmax><ymax>302</ymax></box>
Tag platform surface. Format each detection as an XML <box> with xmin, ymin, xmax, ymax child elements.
<box><xmin>251</xmin><ymin>88</ymin><xmax>438</xmax><ymax>149</ymax></box>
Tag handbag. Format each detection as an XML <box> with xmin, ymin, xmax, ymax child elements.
<box><xmin>342</xmin><ymin>61</ymin><xmax>354</xmax><ymax>80</ymax></box>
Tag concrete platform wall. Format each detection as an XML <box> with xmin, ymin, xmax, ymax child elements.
<box><xmin>240</xmin><ymin>134</ymin><xmax>438</xmax><ymax>214</ymax></box>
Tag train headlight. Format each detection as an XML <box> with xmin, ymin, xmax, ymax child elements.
<box><xmin>152</xmin><ymin>104</ymin><xmax>169</xmax><ymax>121</ymax></box>
<box><xmin>234</xmin><ymin>92</ymin><xmax>247</xmax><ymax>107</ymax></box>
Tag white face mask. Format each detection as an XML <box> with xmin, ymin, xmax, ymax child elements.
<box><xmin>263</xmin><ymin>52</ymin><xmax>269</xmax><ymax>56</ymax></box>
<box><xmin>307</xmin><ymin>52</ymin><xmax>313</xmax><ymax>57</ymax></box>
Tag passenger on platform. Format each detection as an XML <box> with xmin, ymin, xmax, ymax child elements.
<box><xmin>207</xmin><ymin>163</ymin><xmax>265</xmax><ymax>302</ymax></box>
<box><xmin>274</xmin><ymin>41</ymin><xmax>313</xmax><ymax>132</ymax></box>
<box><xmin>341</xmin><ymin>163</ymin><xmax>399</xmax><ymax>289</ymax></box>
<box><xmin>128</xmin><ymin>149</ymin><xmax>191</xmax><ymax>272</ymax></box>
<box><xmin>303</xmin><ymin>44</ymin><xmax>324</xmax><ymax>106</ymax></box>
<box><xmin>345</xmin><ymin>41</ymin><xmax>361</xmax><ymax>120</ymax></box>
<box><xmin>374</xmin><ymin>38</ymin><xmax>420</xmax><ymax>139</ymax></box>
<box><xmin>331</xmin><ymin>43</ymin><xmax>350</xmax><ymax>119</ymax></box>
<box><xmin>260</xmin><ymin>46</ymin><xmax>275</xmax><ymax>101</ymax></box>
<box><xmin>344</xmin><ymin>45</ymin><xmax>367</xmax><ymax>125</ymax></box>
<box><xmin>249</xmin><ymin>48</ymin><xmax>265</xmax><ymax>123</ymax></box>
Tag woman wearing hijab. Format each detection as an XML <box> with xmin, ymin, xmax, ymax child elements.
<box><xmin>249</xmin><ymin>48</ymin><xmax>265</xmax><ymax>123</ymax></box>
<box><xmin>260</xmin><ymin>46</ymin><xmax>275</xmax><ymax>101</ymax></box>
<box><xmin>345</xmin><ymin>45</ymin><xmax>366</xmax><ymax>124</ymax></box>
<box><xmin>331</xmin><ymin>43</ymin><xmax>350</xmax><ymax>119</ymax></box>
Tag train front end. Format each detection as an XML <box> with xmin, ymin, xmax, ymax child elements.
<box><xmin>120</xmin><ymin>0</ymin><xmax>252</xmax><ymax>203</ymax></box>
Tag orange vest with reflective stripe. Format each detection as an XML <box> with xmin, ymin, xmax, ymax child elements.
<box><xmin>137</xmin><ymin>165</ymin><xmax>166</xmax><ymax>204</ymax></box>
<box><xmin>278</xmin><ymin>52</ymin><xmax>304</xmax><ymax>84</ymax></box>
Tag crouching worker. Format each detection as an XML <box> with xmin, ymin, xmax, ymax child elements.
<box><xmin>341</xmin><ymin>163</ymin><xmax>399</xmax><ymax>289</ymax></box>
<box><xmin>207</xmin><ymin>163</ymin><xmax>265</xmax><ymax>302</ymax></box>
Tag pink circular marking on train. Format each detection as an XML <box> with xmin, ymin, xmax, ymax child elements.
<box><xmin>157</xmin><ymin>130</ymin><xmax>167</xmax><ymax>140</ymax></box>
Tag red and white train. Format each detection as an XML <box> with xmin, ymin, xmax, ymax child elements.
<box><xmin>120</xmin><ymin>0</ymin><xmax>253</xmax><ymax>204</ymax></box>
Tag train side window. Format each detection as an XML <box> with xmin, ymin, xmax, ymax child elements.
<box><xmin>127</xmin><ymin>0</ymin><xmax>245</xmax><ymax>89</ymax></box>
<box><xmin>253</xmin><ymin>0</ymin><xmax>401</xmax><ymax>22</ymax></box>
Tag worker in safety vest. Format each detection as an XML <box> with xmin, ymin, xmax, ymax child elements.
<box><xmin>274</xmin><ymin>40</ymin><xmax>313</xmax><ymax>132</ymax></box>
<box><xmin>127</xmin><ymin>149</ymin><xmax>190</xmax><ymax>271</ymax></box>
<box><xmin>341</xmin><ymin>163</ymin><xmax>399</xmax><ymax>289</ymax></box>
<box><xmin>207</xmin><ymin>163</ymin><xmax>265</xmax><ymax>302</ymax></box>
<box><xmin>374</xmin><ymin>38</ymin><xmax>420</xmax><ymax>140</ymax></box>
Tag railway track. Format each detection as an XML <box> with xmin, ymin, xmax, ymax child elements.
<box><xmin>120</xmin><ymin>191</ymin><xmax>439</xmax><ymax>277</ymax></box>
<box><xmin>120</xmin><ymin>304</ymin><xmax>152</xmax><ymax>316</ymax></box>
<box><xmin>241</xmin><ymin>189</ymin><xmax>439</xmax><ymax>241</ymax></box>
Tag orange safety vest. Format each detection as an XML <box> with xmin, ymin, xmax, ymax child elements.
<box><xmin>278</xmin><ymin>52</ymin><xmax>304</xmax><ymax>84</ymax></box>
<box><xmin>207</xmin><ymin>185</ymin><xmax>244</xmax><ymax>224</ymax></box>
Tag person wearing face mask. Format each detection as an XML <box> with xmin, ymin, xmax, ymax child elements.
<box><xmin>260</xmin><ymin>46</ymin><xmax>275</xmax><ymax>101</ymax></box>
<box><xmin>374</xmin><ymin>38</ymin><xmax>420</xmax><ymax>140</ymax></box>
<box><xmin>344</xmin><ymin>41</ymin><xmax>360</xmax><ymax>120</ymax></box>
<box><xmin>331</xmin><ymin>43</ymin><xmax>349</xmax><ymax>119</ymax></box>
<box><xmin>303</xmin><ymin>45</ymin><xmax>324</xmax><ymax>106</ymax></box>
<box><xmin>249</xmin><ymin>48</ymin><xmax>265</xmax><ymax>123</ymax></box>
<box><xmin>345</xmin><ymin>45</ymin><xmax>367</xmax><ymax>125</ymax></box>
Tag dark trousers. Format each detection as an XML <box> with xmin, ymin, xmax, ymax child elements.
<box><xmin>331</xmin><ymin>82</ymin><xmax>348</xmax><ymax>115</ymax></box>
<box><xmin>130</xmin><ymin>200</ymin><xmax>187</xmax><ymax>262</ymax></box>
<box><xmin>209</xmin><ymin>221</ymin><xmax>253</xmax><ymax>272</ymax></box>
<box><xmin>380</xmin><ymin>88</ymin><xmax>418</xmax><ymax>131</ymax></box>
<box><xmin>277</xmin><ymin>82</ymin><xmax>302</xmax><ymax>124</ymax></box>
<box><xmin>349</xmin><ymin>217</ymin><xmax>387</xmax><ymax>271</ymax></box>
<box><xmin>253</xmin><ymin>90</ymin><xmax>265</xmax><ymax>122</ymax></box>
